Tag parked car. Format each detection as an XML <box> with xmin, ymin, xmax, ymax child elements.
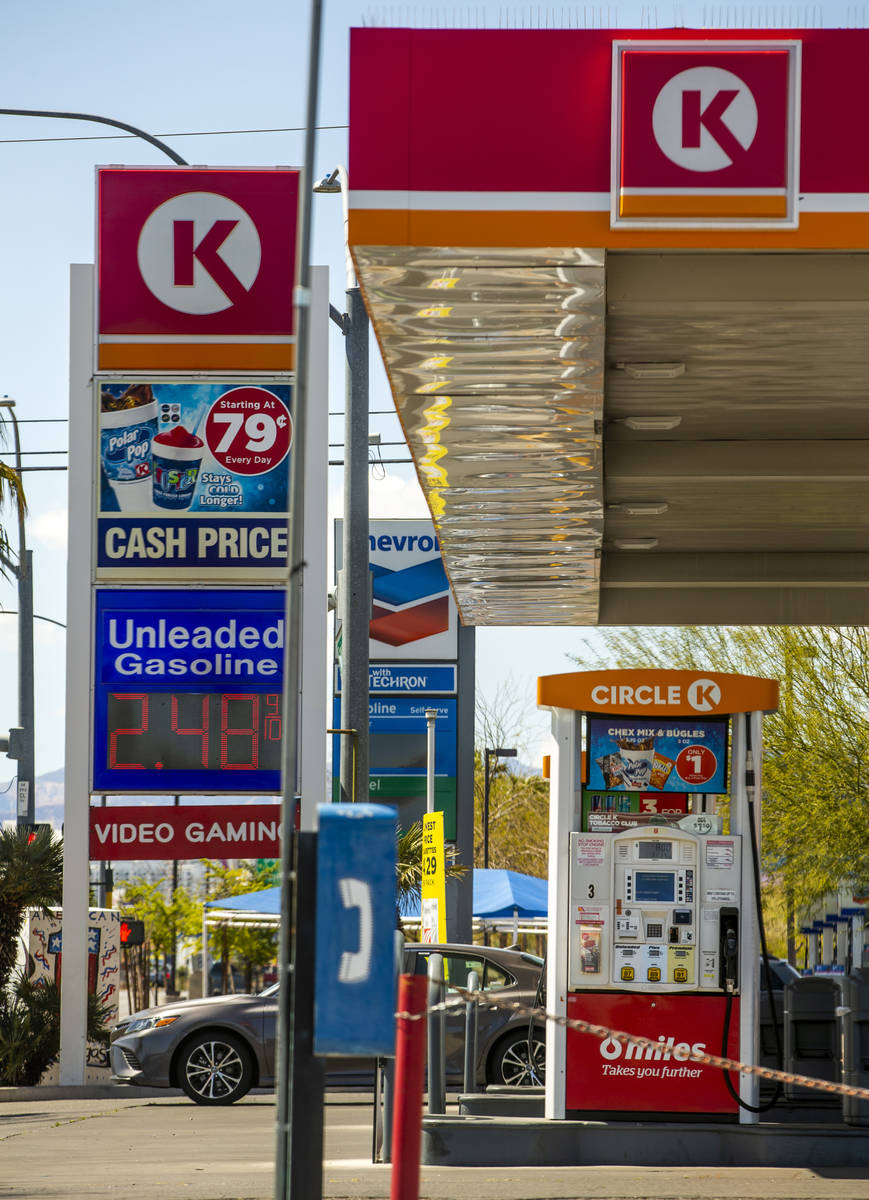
<box><xmin>109</xmin><ymin>942</ymin><xmax>545</xmax><ymax>1105</ymax></box>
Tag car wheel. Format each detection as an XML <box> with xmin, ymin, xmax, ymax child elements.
<box><xmin>487</xmin><ymin>1027</ymin><xmax>546</xmax><ymax>1087</ymax></box>
<box><xmin>177</xmin><ymin>1031</ymin><xmax>254</xmax><ymax>1105</ymax></box>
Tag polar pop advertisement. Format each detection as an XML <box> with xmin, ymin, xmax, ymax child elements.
<box><xmin>96</xmin><ymin>380</ymin><xmax>291</xmax><ymax>579</ymax></box>
<box><xmin>587</xmin><ymin>717</ymin><xmax>727</xmax><ymax>794</ymax></box>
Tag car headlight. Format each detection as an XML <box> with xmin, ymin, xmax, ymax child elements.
<box><xmin>124</xmin><ymin>1014</ymin><xmax>180</xmax><ymax>1033</ymax></box>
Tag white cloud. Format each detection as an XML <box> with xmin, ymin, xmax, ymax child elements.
<box><xmin>369</xmin><ymin>471</ymin><xmax>429</xmax><ymax>518</ymax></box>
<box><xmin>29</xmin><ymin>509</ymin><xmax>68</xmax><ymax>551</ymax></box>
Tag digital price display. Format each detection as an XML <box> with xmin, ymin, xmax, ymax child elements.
<box><xmin>93</xmin><ymin>588</ymin><xmax>287</xmax><ymax>794</ymax></box>
<box><xmin>95</xmin><ymin>690</ymin><xmax>282</xmax><ymax>792</ymax></box>
<box><xmin>107</xmin><ymin>691</ymin><xmax>282</xmax><ymax>771</ymax></box>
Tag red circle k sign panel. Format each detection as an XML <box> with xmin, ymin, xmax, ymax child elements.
<box><xmin>97</xmin><ymin>167</ymin><xmax>299</xmax><ymax>370</ymax></box>
<box><xmin>613</xmin><ymin>42</ymin><xmax>799</xmax><ymax>228</ymax></box>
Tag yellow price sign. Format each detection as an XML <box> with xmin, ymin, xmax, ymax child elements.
<box><xmin>421</xmin><ymin>811</ymin><xmax>447</xmax><ymax>944</ymax></box>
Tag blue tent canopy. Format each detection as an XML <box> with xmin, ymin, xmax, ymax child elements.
<box><xmin>397</xmin><ymin>868</ymin><xmax>547</xmax><ymax>920</ymax></box>
<box><xmin>206</xmin><ymin>869</ymin><xmax>548</xmax><ymax>921</ymax></box>
<box><xmin>206</xmin><ymin>885</ymin><xmax>281</xmax><ymax>914</ymax></box>
<box><xmin>471</xmin><ymin>868</ymin><xmax>548</xmax><ymax>919</ymax></box>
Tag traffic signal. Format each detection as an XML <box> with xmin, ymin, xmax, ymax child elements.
<box><xmin>119</xmin><ymin>919</ymin><xmax>145</xmax><ymax>947</ymax></box>
<box><xmin>22</xmin><ymin>823</ymin><xmax>51</xmax><ymax>844</ymax></box>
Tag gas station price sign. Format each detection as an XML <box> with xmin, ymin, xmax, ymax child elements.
<box><xmin>93</xmin><ymin>587</ymin><xmax>284</xmax><ymax>793</ymax></box>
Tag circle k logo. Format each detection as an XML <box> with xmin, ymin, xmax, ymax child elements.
<box><xmin>687</xmin><ymin>678</ymin><xmax>722</xmax><ymax>712</ymax></box>
<box><xmin>652</xmin><ymin>66</ymin><xmax>758</xmax><ymax>171</ymax></box>
<box><xmin>137</xmin><ymin>191</ymin><xmax>262</xmax><ymax>315</ymax></box>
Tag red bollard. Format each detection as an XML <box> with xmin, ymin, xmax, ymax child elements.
<box><xmin>390</xmin><ymin>972</ymin><xmax>428</xmax><ymax>1200</ymax></box>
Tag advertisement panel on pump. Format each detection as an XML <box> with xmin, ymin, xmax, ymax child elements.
<box><xmin>587</xmin><ymin>715</ymin><xmax>728</xmax><ymax>793</ymax></box>
<box><xmin>565</xmin><ymin>992</ymin><xmax>739</xmax><ymax>1113</ymax></box>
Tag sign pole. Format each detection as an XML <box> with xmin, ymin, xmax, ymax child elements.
<box><xmin>276</xmin><ymin>0</ymin><xmax>323</xmax><ymax>1194</ymax></box>
<box><xmin>59</xmin><ymin>264</ymin><xmax>97</xmax><ymax>1085</ymax></box>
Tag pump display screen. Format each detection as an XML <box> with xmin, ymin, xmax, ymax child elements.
<box><xmin>634</xmin><ymin>871</ymin><xmax>676</xmax><ymax>903</ymax></box>
<box><xmin>638</xmin><ymin>841</ymin><xmax>673</xmax><ymax>860</ymax></box>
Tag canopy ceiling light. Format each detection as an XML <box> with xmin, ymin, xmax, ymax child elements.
<box><xmin>611</xmin><ymin>537</ymin><xmax>659</xmax><ymax>550</ymax></box>
<box><xmin>616</xmin><ymin>415</ymin><xmax>683</xmax><ymax>432</ymax></box>
<box><xmin>617</xmin><ymin>361</ymin><xmax>686</xmax><ymax>380</ymax></box>
<box><xmin>608</xmin><ymin>501</ymin><xmax>670</xmax><ymax>516</ymax></box>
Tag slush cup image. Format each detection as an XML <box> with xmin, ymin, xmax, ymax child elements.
<box><xmin>100</xmin><ymin>384</ymin><xmax>158</xmax><ymax>511</ymax></box>
<box><xmin>152</xmin><ymin>425</ymin><xmax>205</xmax><ymax>510</ymax></box>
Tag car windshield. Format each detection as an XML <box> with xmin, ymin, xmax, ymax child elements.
<box><xmin>259</xmin><ymin>983</ymin><xmax>279</xmax><ymax>998</ymax></box>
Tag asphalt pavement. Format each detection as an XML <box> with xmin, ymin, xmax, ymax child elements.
<box><xmin>1</xmin><ymin>1089</ymin><xmax>868</xmax><ymax>1200</ymax></box>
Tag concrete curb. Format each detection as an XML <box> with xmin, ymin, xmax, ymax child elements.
<box><xmin>422</xmin><ymin>1114</ymin><xmax>869</xmax><ymax>1169</ymax></box>
<box><xmin>0</xmin><ymin>1084</ymin><xmax>174</xmax><ymax>1103</ymax></box>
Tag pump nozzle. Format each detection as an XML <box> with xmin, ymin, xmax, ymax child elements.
<box><xmin>724</xmin><ymin>927</ymin><xmax>738</xmax><ymax>993</ymax></box>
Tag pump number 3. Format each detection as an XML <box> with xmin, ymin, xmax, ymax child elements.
<box><xmin>204</xmin><ymin>386</ymin><xmax>292</xmax><ymax>476</ymax></box>
<box><xmin>675</xmin><ymin>744</ymin><xmax>718</xmax><ymax>785</ymax></box>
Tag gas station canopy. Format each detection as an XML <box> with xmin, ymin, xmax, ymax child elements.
<box><xmin>349</xmin><ymin>26</ymin><xmax>869</xmax><ymax>626</ymax></box>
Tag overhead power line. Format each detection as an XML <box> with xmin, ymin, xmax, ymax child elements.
<box><xmin>0</xmin><ymin>123</ymin><xmax>349</xmax><ymax>147</ymax></box>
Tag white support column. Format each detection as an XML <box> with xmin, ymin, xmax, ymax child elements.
<box><xmin>60</xmin><ymin>264</ymin><xmax>96</xmax><ymax>1085</ymax></box>
<box><xmin>545</xmin><ymin>706</ymin><xmax>580</xmax><ymax>1120</ymax></box>
<box><xmin>730</xmin><ymin>711</ymin><xmax>760</xmax><ymax>1121</ymax></box>
<box><xmin>299</xmin><ymin>265</ymin><xmax>329</xmax><ymax>831</ymax></box>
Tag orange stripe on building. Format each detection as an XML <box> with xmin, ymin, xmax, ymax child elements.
<box><xmin>97</xmin><ymin>343</ymin><xmax>295</xmax><ymax>372</ymax></box>
<box><xmin>619</xmin><ymin>193</ymin><xmax>788</xmax><ymax>219</ymax></box>
<box><xmin>349</xmin><ymin>209</ymin><xmax>869</xmax><ymax>251</ymax></box>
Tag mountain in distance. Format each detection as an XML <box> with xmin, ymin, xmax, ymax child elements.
<box><xmin>0</xmin><ymin>768</ymin><xmax>284</xmax><ymax>829</ymax></box>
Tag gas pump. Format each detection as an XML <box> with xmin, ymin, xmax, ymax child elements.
<box><xmin>539</xmin><ymin>670</ymin><xmax>779</xmax><ymax>1124</ymax></box>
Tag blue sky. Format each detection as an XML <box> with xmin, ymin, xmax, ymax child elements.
<box><xmin>0</xmin><ymin>2</ymin><xmax>851</xmax><ymax>776</ymax></box>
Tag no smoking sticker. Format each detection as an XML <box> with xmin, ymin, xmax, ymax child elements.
<box><xmin>204</xmin><ymin>387</ymin><xmax>292</xmax><ymax>476</ymax></box>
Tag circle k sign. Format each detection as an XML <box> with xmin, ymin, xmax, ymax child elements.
<box><xmin>97</xmin><ymin>167</ymin><xmax>299</xmax><ymax>372</ymax></box>
<box><xmin>612</xmin><ymin>41</ymin><xmax>799</xmax><ymax>229</ymax></box>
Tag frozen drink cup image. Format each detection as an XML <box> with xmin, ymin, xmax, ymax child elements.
<box><xmin>152</xmin><ymin>425</ymin><xmax>205</xmax><ymax>509</ymax></box>
<box><xmin>99</xmin><ymin>384</ymin><xmax>158</xmax><ymax>512</ymax></box>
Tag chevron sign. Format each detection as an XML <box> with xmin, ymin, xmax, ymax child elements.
<box><xmin>335</xmin><ymin>520</ymin><xmax>458</xmax><ymax>660</ymax></box>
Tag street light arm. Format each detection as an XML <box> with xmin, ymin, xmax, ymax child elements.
<box><xmin>0</xmin><ymin>108</ymin><xmax>188</xmax><ymax>165</ymax></box>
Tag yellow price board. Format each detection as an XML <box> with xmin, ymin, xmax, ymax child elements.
<box><xmin>421</xmin><ymin>811</ymin><xmax>447</xmax><ymax>944</ymax></box>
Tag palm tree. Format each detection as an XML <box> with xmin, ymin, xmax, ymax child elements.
<box><xmin>0</xmin><ymin>827</ymin><xmax>63</xmax><ymax>990</ymax></box>
<box><xmin>0</xmin><ymin>446</ymin><xmax>27</xmax><ymax>580</ymax></box>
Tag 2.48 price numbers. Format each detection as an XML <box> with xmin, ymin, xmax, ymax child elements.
<box><xmin>107</xmin><ymin>691</ymin><xmax>282</xmax><ymax>773</ymax></box>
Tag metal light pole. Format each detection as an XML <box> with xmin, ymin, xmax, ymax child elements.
<box><xmin>0</xmin><ymin>398</ymin><xmax>35</xmax><ymax>826</ymax></box>
<box><xmin>425</xmin><ymin>708</ymin><xmax>438</xmax><ymax>814</ymax></box>
<box><xmin>314</xmin><ymin>166</ymin><xmax>370</xmax><ymax>809</ymax></box>
<box><xmin>483</xmin><ymin>746</ymin><xmax>516</xmax><ymax>870</ymax></box>
<box><xmin>275</xmin><ymin>1</ymin><xmax>325</xmax><ymax>1197</ymax></box>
